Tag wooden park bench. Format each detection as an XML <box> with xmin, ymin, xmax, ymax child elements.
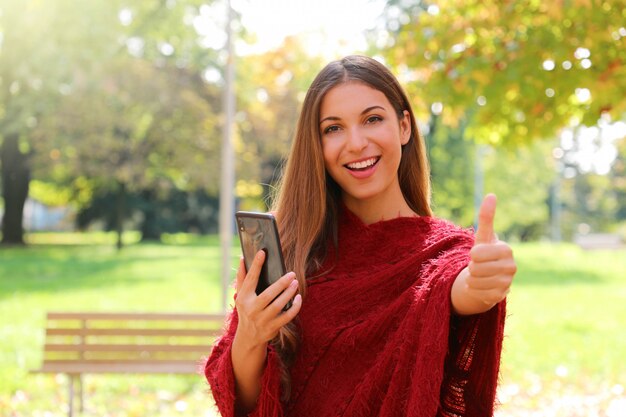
<box><xmin>32</xmin><ymin>311</ymin><xmax>227</xmax><ymax>417</ymax></box>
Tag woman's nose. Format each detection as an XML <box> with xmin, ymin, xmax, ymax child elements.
<box><xmin>345</xmin><ymin>126</ymin><xmax>368</xmax><ymax>152</ymax></box>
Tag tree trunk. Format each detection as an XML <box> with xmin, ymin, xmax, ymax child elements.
<box><xmin>115</xmin><ymin>182</ymin><xmax>126</xmax><ymax>250</ymax></box>
<box><xmin>1</xmin><ymin>133</ymin><xmax>30</xmax><ymax>245</ymax></box>
<box><xmin>138</xmin><ymin>189</ymin><xmax>160</xmax><ymax>241</ymax></box>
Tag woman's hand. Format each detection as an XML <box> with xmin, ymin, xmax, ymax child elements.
<box><xmin>233</xmin><ymin>250</ymin><xmax>302</xmax><ymax>352</ymax></box>
<box><xmin>452</xmin><ymin>194</ymin><xmax>517</xmax><ymax>315</ymax></box>
<box><xmin>231</xmin><ymin>250</ymin><xmax>302</xmax><ymax>413</ymax></box>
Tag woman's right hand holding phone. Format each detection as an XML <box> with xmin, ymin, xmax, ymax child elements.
<box><xmin>231</xmin><ymin>250</ymin><xmax>302</xmax><ymax>413</ymax></box>
<box><xmin>234</xmin><ymin>250</ymin><xmax>302</xmax><ymax>349</ymax></box>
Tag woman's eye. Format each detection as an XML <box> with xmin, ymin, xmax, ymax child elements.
<box><xmin>366</xmin><ymin>115</ymin><xmax>383</xmax><ymax>124</ymax></box>
<box><xmin>323</xmin><ymin>125</ymin><xmax>341</xmax><ymax>134</ymax></box>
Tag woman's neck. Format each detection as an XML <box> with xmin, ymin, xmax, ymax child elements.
<box><xmin>342</xmin><ymin>191</ymin><xmax>417</xmax><ymax>225</ymax></box>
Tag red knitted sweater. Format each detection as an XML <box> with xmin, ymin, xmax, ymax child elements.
<box><xmin>205</xmin><ymin>208</ymin><xmax>506</xmax><ymax>417</ymax></box>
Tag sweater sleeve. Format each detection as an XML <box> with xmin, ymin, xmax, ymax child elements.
<box><xmin>204</xmin><ymin>309</ymin><xmax>284</xmax><ymax>417</ymax></box>
<box><xmin>433</xmin><ymin>228</ymin><xmax>507</xmax><ymax>417</ymax></box>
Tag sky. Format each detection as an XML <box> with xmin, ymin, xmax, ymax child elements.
<box><xmin>231</xmin><ymin>0</ymin><xmax>387</xmax><ymax>57</ymax></box>
<box><xmin>559</xmin><ymin>118</ymin><xmax>626</xmax><ymax>177</ymax></box>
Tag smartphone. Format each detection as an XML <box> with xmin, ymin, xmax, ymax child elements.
<box><xmin>235</xmin><ymin>211</ymin><xmax>292</xmax><ymax>310</ymax></box>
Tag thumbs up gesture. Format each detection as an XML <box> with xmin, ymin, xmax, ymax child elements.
<box><xmin>451</xmin><ymin>194</ymin><xmax>517</xmax><ymax>315</ymax></box>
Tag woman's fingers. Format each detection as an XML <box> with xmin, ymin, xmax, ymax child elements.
<box><xmin>467</xmin><ymin>273</ymin><xmax>514</xmax><ymax>291</ymax></box>
<box><xmin>256</xmin><ymin>272</ymin><xmax>297</xmax><ymax>308</ymax></box>
<box><xmin>474</xmin><ymin>194</ymin><xmax>497</xmax><ymax>245</ymax></box>
<box><xmin>264</xmin><ymin>281</ymin><xmax>302</xmax><ymax>338</ymax></box>
<box><xmin>273</xmin><ymin>294</ymin><xmax>303</xmax><ymax>329</ymax></box>
<box><xmin>235</xmin><ymin>257</ymin><xmax>246</xmax><ymax>293</ymax></box>
<box><xmin>248</xmin><ymin>292</ymin><xmax>303</xmax><ymax>344</ymax></box>
<box><xmin>466</xmin><ymin>238</ymin><xmax>516</xmax><ymax>306</ymax></box>
<box><xmin>264</xmin><ymin>278</ymin><xmax>299</xmax><ymax>316</ymax></box>
<box><xmin>234</xmin><ymin>259</ymin><xmax>303</xmax><ymax>345</ymax></box>
<box><xmin>466</xmin><ymin>287</ymin><xmax>510</xmax><ymax>305</ymax></box>
<box><xmin>240</xmin><ymin>250</ymin><xmax>265</xmax><ymax>295</ymax></box>
<box><xmin>237</xmin><ymin>290</ymin><xmax>302</xmax><ymax>345</ymax></box>
<box><xmin>468</xmin><ymin>258</ymin><xmax>517</xmax><ymax>278</ymax></box>
<box><xmin>470</xmin><ymin>241</ymin><xmax>513</xmax><ymax>262</ymax></box>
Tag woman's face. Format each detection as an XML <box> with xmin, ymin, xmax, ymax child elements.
<box><xmin>319</xmin><ymin>82</ymin><xmax>410</xmax><ymax>209</ymax></box>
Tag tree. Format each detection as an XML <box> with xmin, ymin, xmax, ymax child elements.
<box><xmin>1</xmin><ymin>0</ymin><xmax>227</xmax><ymax>245</ymax></box>
<box><xmin>76</xmin><ymin>187</ymin><xmax>220</xmax><ymax>238</ymax></box>
<box><xmin>234</xmin><ymin>36</ymin><xmax>325</xmax><ymax>209</ymax></box>
<box><xmin>611</xmin><ymin>137</ymin><xmax>626</xmax><ymax>223</ymax></box>
<box><xmin>558</xmin><ymin>172</ymin><xmax>618</xmax><ymax>238</ymax></box>
<box><xmin>425</xmin><ymin>112</ymin><xmax>555</xmax><ymax>240</ymax></box>
<box><xmin>483</xmin><ymin>140</ymin><xmax>555</xmax><ymax>241</ymax></box>
<box><xmin>35</xmin><ymin>57</ymin><xmax>219</xmax><ymax>247</ymax></box>
<box><xmin>379</xmin><ymin>0</ymin><xmax>626</xmax><ymax>145</ymax></box>
<box><xmin>0</xmin><ymin>1</ymin><xmax>98</xmax><ymax>243</ymax></box>
<box><xmin>426</xmin><ymin>113</ymin><xmax>475</xmax><ymax>227</ymax></box>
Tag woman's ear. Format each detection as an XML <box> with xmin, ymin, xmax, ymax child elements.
<box><xmin>400</xmin><ymin>110</ymin><xmax>411</xmax><ymax>145</ymax></box>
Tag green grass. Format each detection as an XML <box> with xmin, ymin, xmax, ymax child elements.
<box><xmin>502</xmin><ymin>243</ymin><xmax>626</xmax><ymax>385</ymax></box>
<box><xmin>1</xmin><ymin>235</ymin><xmax>625</xmax><ymax>416</ymax></box>
<box><xmin>0</xmin><ymin>232</ymin><xmax>237</xmax><ymax>417</ymax></box>
<box><xmin>497</xmin><ymin>243</ymin><xmax>626</xmax><ymax>414</ymax></box>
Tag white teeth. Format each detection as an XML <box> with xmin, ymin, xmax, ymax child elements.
<box><xmin>346</xmin><ymin>157</ymin><xmax>378</xmax><ymax>170</ymax></box>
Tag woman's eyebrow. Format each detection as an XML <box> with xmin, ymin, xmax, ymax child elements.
<box><xmin>319</xmin><ymin>105</ymin><xmax>387</xmax><ymax>125</ymax></box>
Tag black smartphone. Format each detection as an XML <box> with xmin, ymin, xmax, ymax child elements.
<box><xmin>235</xmin><ymin>211</ymin><xmax>292</xmax><ymax>310</ymax></box>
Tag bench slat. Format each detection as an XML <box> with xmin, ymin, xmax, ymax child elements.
<box><xmin>47</xmin><ymin>312</ymin><xmax>223</xmax><ymax>321</ymax></box>
<box><xmin>45</xmin><ymin>343</ymin><xmax>209</xmax><ymax>353</ymax></box>
<box><xmin>38</xmin><ymin>361</ymin><xmax>201</xmax><ymax>374</ymax></box>
<box><xmin>46</xmin><ymin>328</ymin><xmax>221</xmax><ymax>337</ymax></box>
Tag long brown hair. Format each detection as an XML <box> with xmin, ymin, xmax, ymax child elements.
<box><xmin>269</xmin><ymin>55</ymin><xmax>432</xmax><ymax>399</ymax></box>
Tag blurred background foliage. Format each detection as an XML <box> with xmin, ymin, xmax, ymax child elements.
<box><xmin>1</xmin><ymin>0</ymin><xmax>625</xmax><ymax>247</ymax></box>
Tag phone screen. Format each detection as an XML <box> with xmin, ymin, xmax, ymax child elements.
<box><xmin>235</xmin><ymin>212</ymin><xmax>287</xmax><ymax>298</ymax></box>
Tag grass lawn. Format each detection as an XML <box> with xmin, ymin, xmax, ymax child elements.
<box><xmin>497</xmin><ymin>243</ymin><xmax>626</xmax><ymax>416</ymax></box>
<box><xmin>1</xmin><ymin>233</ymin><xmax>625</xmax><ymax>416</ymax></box>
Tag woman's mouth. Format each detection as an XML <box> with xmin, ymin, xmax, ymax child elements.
<box><xmin>343</xmin><ymin>156</ymin><xmax>381</xmax><ymax>179</ymax></box>
<box><xmin>344</xmin><ymin>157</ymin><xmax>380</xmax><ymax>171</ymax></box>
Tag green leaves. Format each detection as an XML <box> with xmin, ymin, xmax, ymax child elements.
<box><xmin>382</xmin><ymin>0</ymin><xmax>626</xmax><ymax>145</ymax></box>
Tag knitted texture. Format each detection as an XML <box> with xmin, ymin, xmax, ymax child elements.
<box><xmin>205</xmin><ymin>207</ymin><xmax>506</xmax><ymax>417</ymax></box>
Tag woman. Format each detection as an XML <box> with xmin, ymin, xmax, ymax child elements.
<box><xmin>205</xmin><ymin>55</ymin><xmax>516</xmax><ymax>417</ymax></box>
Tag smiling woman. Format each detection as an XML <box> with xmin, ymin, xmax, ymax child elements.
<box><xmin>204</xmin><ymin>55</ymin><xmax>517</xmax><ymax>417</ymax></box>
